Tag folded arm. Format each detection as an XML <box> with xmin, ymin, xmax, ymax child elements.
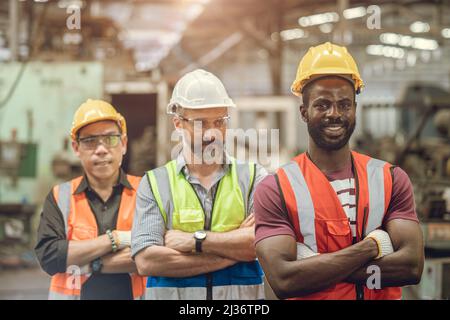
<box><xmin>345</xmin><ymin>219</ymin><xmax>424</xmax><ymax>287</ymax></box>
<box><xmin>164</xmin><ymin>214</ymin><xmax>256</xmax><ymax>262</ymax></box>
<box><xmin>134</xmin><ymin>245</ymin><xmax>236</xmax><ymax>277</ymax></box>
<box><xmin>256</xmin><ymin>235</ymin><xmax>378</xmax><ymax>299</ymax></box>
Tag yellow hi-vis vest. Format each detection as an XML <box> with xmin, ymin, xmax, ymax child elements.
<box><xmin>146</xmin><ymin>158</ymin><xmax>264</xmax><ymax>300</ymax></box>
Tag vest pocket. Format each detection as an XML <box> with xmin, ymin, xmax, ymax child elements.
<box><xmin>175</xmin><ymin>208</ymin><xmax>205</xmax><ymax>232</ymax></box>
<box><xmin>324</xmin><ymin>219</ymin><xmax>351</xmax><ymax>252</ymax></box>
<box><xmin>71</xmin><ymin>225</ymin><xmax>97</xmax><ymax>240</ymax></box>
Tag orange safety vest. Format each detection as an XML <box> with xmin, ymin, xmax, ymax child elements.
<box><xmin>276</xmin><ymin>151</ymin><xmax>402</xmax><ymax>300</ymax></box>
<box><xmin>48</xmin><ymin>175</ymin><xmax>146</xmax><ymax>300</ymax></box>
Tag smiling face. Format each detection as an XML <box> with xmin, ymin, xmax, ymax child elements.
<box><xmin>300</xmin><ymin>76</ymin><xmax>356</xmax><ymax>151</ymax></box>
<box><xmin>72</xmin><ymin>120</ymin><xmax>127</xmax><ymax>182</ymax></box>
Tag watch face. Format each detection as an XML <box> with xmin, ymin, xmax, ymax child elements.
<box><xmin>194</xmin><ymin>231</ymin><xmax>207</xmax><ymax>240</ymax></box>
<box><xmin>92</xmin><ymin>259</ymin><xmax>102</xmax><ymax>272</ymax></box>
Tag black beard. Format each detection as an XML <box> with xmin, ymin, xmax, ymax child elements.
<box><xmin>307</xmin><ymin>119</ymin><xmax>356</xmax><ymax>151</ymax></box>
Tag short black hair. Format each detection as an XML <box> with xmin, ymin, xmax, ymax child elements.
<box><xmin>301</xmin><ymin>76</ymin><xmax>355</xmax><ymax>107</ymax></box>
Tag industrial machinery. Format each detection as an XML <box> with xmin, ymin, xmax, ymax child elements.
<box><xmin>51</xmin><ymin>138</ymin><xmax>82</xmax><ymax>181</ymax></box>
<box><xmin>356</xmin><ymin>83</ymin><xmax>450</xmax><ymax>299</ymax></box>
<box><xmin>0</xmin><ymin>129</ymin><xmax>37</xmax><ymax>267</ymax></box>
<box><xmin>0</xmin><ymin>62</ymin><xmax>104</xmax><ymax>268</ymax></box>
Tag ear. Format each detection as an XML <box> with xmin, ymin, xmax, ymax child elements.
<box><xmin>121</xmin><ymin>134</ymin><xmax>128</xmax><ymax>155</ymax></box>
<box><xmin>72</xmin><ymin>140</ymin><xmax>81</xmax><ymax>157</ymax></box>
<box><xmin>299</xmin><ymin>104</ymin><xmax>308</xmax><ymax>123</ymax></box>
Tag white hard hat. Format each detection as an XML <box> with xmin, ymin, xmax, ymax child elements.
<box><xmin>167</xmin><ymin>69</ymin><xmax>236</xmax><ymax>114</ymax></box>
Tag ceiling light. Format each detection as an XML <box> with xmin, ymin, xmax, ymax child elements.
<box><xmin>298</xmin><ymin>12</ymin><xmax>339</xmax><ymax>27</ymax></box>
<box><xmin>410</xmin><ymin>21</ymin><xmax>430</xmax><ymax>33</ymax></box>
<box><xmin>343</xmin><ymin>7</ymin><xmax>366</xmax><ymax>19</ymax></box>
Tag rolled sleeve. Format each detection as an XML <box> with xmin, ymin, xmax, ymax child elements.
<box><xmin>34</xmin><ymin>191</ymin><xmax>69</xmax><ymax>276</ymax></box>
<box><xmin>131</xmin><ymin>175</ymin><xmax>165</xmax><ymax>259</ymax></box>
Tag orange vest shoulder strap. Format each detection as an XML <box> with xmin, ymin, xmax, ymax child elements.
<box><xmin>351</xmin><ymin>150</ymin><xmax>393</xmax><ymax>234</ymax></box>
<box><xmin>126</xmin><ymin>175</ymin><xmax>142</xmax><ymax>190</ymax></box>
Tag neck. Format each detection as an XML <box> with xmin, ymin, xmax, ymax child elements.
<box><xmin>307</xmin><ymin>140</ymin><xmax>352</xmax><ymax>174</ymax></box>
<box><xmin>85</xmin><ymin>170</ymin><xmax>119</xmax><ymax>195</ymax></box>
<box><xmin>182</xmin><ymin>148</ymin><xmax>222</xmax><ymax>178</ymax></box>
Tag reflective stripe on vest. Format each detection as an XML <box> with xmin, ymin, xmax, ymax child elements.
<box><xmin>48</xmin><ymin>175</ymin><xmax>146</xmax><ymax>300</ymax></box>
<box><xmin>145</xmin><ymin>261</ymin><xmax>264</xmax><ymax>300</ymax></box>
<box><xmin>57</xmin><ymin>181</ymin><xmax>71</xmax><ymax>233</ymax></box>
<box><xmin>147</xmin><ymin>158</ymin><xmax>263</xmax><ymax>300</ymax></box>
<box><xmin>366</xmin><ymin>158</ymin><xmax>388</xmax><ymax>233</ymax></box>
<box><xmin>281</xmin><ymin>161</ymin><xmax>317</xmax><ymax>252</ymax></box>
<box><xmin>146</xmin><ymin>284</ymin><xmax>265</xmax><ymax>300</ymax></box>
<box><xmin>48</xmin><ymin>290</ymin><xmax>78</xmax><ymax>300</ymax></box>
<box><xmin>276</xmin><ymin>151</ymin><xmax>401</xmax><ymax>300</ymax></box>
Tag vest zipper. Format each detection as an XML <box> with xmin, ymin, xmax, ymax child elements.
<box><xmin>352</xmin><ymin>156</ymin><xmax>365</xmax><ymax>301</ymax></box>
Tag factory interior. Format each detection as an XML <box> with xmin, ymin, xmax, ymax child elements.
<box><xmin>0</xmin><ymin>0</ymin><xmax>449</xmax><ymax>300</ymax></box>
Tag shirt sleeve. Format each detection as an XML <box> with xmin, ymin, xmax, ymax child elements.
<box><xmin>131</xmin><ymin>175</ymin><xmax>165</xmax><ymax>259</ymax></box>
<box><xmin>34</xmin><ymin>190</ymin><xmax>69</xmax><ymax>276</ymax></box>
<box><xmin>248</xmin><ymin>163</ymin><xmax>268</xmax><ymax>215</ymax></box>
<box><xmin>254</xmin><ymin>174</ymin><xmax>296</xmax><ymax>245</ymax></box>
<box><xmin>383</xmin><ymin>166</ymin><xmax>419</xmax><ymax>225</ymax></box>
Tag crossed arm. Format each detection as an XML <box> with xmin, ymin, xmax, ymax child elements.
<box><xmin>67</xmin><ymin>236</ymin><xmax>137</xmax><ymax>274</ymax></box>
<box><xmin>135</xmin><ymin>214</ymin><xmax>256</xmax><ymax>277</ymax></box>
<box><xmin>255</xmin><ymin>219</ymin><xmax>423</xmax><ymax>299</ymax></box>
<box><xmin>35</xmin><ymin>192</ymin><xmax>137</xmax><ymax>276</ymax></box>
<box><xmin>345</xmin><ymin>219</ymin><xmax>424</xmax><ymax>287</ymax></box>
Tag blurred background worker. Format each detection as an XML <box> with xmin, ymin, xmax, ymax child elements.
<box><xmin>132</xmin><ymin>69</ymin><xmax>267</xmax><ymax>300</ymax></box>
<box><xmin>35</xmin><ymin>100</ymin><xmax>145</xmax><ymax>300</ymax></box>
<box><xmin>254</xmin><ymin>42</ymin><xmax>424</xmax><ymax>300</ymax></box>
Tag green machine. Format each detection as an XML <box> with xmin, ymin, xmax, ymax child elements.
<box><xmin>0</xmin><ymin>62</ymin><xmax>103</xmax><ymax>265</ymax></box>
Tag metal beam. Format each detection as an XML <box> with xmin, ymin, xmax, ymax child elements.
<box><xmin>9</xmin><ymin>0</ymin><xmax>19</xmax><ymax>61</ymax></box>
<box><xmin>178</xmin><ymin>31</ymin><xmax>243</xmax><ymax>75</ymax></box>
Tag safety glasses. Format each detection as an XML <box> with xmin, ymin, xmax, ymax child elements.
<box><xmin>78</xmin><ymin>134</ymin><xmax>122</xmax><ymax>150</ymax></box>
<box><xmin>177</xmin><ymin>115</ymin><xmax>230</xmax><ymax>128</ymax></box>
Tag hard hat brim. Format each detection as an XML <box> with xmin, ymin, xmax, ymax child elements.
<box><xmin>291</xmin><ymin>70</ymin><xmax>364</xmax><ymax>96</ymax></box>
<box><xmin>71</xmin><ymin>116</ymin><xmax>125</xmax><ymax>140</ymax></box>
<box><xmin>167</xmin><ymin>102</ymin><xmax>236</xmax><ymax>114</ymax></box>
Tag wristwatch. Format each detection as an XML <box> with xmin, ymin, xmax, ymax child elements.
<box><xmin>194</xmin><ymin>230</ymin><xmax>207</xmax><ymax>253</ymax></box>
<box><xmin>91</xmin><ymin>257</ymin><xmax>103</xmax><ymax>274</ymax></box>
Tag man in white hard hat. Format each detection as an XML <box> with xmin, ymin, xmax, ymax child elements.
<box><xmin>132</xmin><ymin>69</ymin><xmax>267</xmax><ymax>300</ymax></box>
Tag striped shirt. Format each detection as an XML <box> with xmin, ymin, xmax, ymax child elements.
<box><xmin>131</xmin><ymin>153</ymin><xmax>267</xmax><ymax>258</ymax></box>
<box><xmin>330</xmin><ymin>178</ymin><xmax>357</xmax><ymax>238</ymax></box>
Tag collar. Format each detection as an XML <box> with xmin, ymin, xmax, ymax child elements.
<box><xmin>74</xmin><ymin>168</ymin><xmax>132</xmax><ymax>195</ymax></box>
<box><xmin>175</xmin><ymin>150</ymin><xmax>232</xmax><ymax>176</ymax></box>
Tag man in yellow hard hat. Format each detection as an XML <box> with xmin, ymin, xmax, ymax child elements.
<box><xmin>254</xmin><ymin>42</ymin><xmax>424</xmax><ymax>300</ymax></box>
<box><xmin>35</xmin><ymin>99</ymin><xmax>146</xmax><ymax>300</ymax></box>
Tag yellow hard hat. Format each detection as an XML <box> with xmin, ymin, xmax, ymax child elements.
<box><xmin>70</xmin><ymin>99</ymin><xmax>126</xmax><ymax>140</ymax></box>
<box><xmin>291</xmin><ymin>42</ymin><xmax>364</xmax><ymax>96</ymax></box>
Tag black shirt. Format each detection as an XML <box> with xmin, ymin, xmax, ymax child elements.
<box><xmin>35</xmin><ymin>169</ymin><xmax>135</xmax><ymax>300</ymax></box>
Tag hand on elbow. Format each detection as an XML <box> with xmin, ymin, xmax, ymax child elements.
<box><xmin>135</xmin><ymin>256</ymin><xmax>156</xmax><ymax>276</ymax></box>
<box><xmin>408</xmin><ymin>264</ymin><xmax>422</xmax><ymax>285</ymax></box>
<box><xmin>270</xmin><ymin>277</ymin><xmax>299</xmax><ymax>300</ymax></box>
<box><xmin>241</xmin><ymin>250</ymin><xmax>257</xmax><ymax>262</ymax></box>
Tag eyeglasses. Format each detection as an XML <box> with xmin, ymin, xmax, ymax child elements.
<box><xmin>177</xmin><ymin>115</ymin><xmax>230</xmax><ymax>128</ymax></box>
<box><xmin>78</xmin><ymin>134</ymin><xmax>122</xmax><ymax>150</ymax></box>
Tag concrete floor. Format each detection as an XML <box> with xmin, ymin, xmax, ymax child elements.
<box><xmin>0</xmin><ymin>267</ymin><xmax>50</xmax><ymax>300</ymax></box>
<box><xmin>0</xmin><ymin>267</ymin><xmax>421</xmax><ymax>300</ymax></box>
